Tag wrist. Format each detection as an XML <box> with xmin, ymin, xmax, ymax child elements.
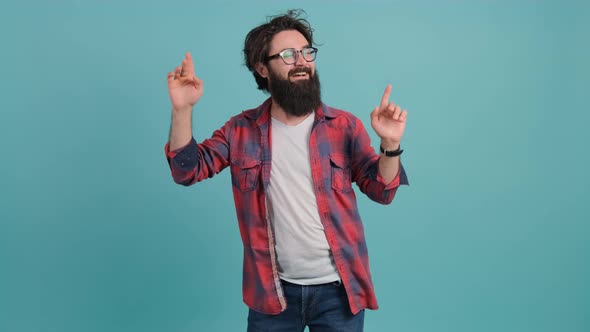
<box><xmin>171</xmin><ymin>108</ymin><xmax>193</xmax><ymax>125</ymax></box>
<box><xmin>172</xmin><ymin>106</ymin><xmax>193</xmax><ymax>113</ymax></box>
<box><xmin>380</xmin><ymin>144</ymin><xmax>403</xmax><ymax>157</ymax></box>
<box><xmin>380</xmin><ymin>139</ymin><xmax>400</xmax><ymax>151</ymax></box>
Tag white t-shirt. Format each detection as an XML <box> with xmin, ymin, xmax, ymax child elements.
<box><xmin>268</xmin><ymin>113</ymin><xmax>340</xmax><ymax>285</ymax></box>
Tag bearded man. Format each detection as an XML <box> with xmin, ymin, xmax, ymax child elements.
<box><xmin>165</xmin><ymin>9</ymin><xmax>409</xmax><ymax>332</ymax></box>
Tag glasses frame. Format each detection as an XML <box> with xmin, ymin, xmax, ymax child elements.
<box><xmin>265</xmin><ymin>47</ymin><xmax>318</xmax><ymax>65</ymax></box>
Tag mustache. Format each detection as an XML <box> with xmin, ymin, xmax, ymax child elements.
<box><xmin>288</xmin><ymin>67</ymin><xmax>313</xmax><ymax>77</ymax></box>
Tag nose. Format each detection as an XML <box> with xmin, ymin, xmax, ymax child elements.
<box><xmin>294</xmin><ymin>51</ymin><xmax>307</xmax><ymax>66</ymax></box>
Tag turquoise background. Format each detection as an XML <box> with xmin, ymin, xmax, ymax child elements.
<box><xmin>1</xmin><ymin>0</ymin><xmax>589</xmax><ymax>331</ymax></box>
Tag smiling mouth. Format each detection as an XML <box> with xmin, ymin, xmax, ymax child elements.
<box><xmin>290</xmin><ymin>72</ymin><xmax>309</xmax><ymax>80</ymax></box>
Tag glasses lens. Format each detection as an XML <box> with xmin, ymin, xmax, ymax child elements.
<box><xmin>302</xmin><ymin>47</ymin><xmax>317</xmax><ymax>61</ymax></box>
<box><xmin>281</xmin><ymin>49</ymin><xmax>296</xmax><ymax>64</ymax></box>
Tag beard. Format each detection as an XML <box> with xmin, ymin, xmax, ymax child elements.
<box><xmin>267</xmin><ymin>67</ymin><xmax>322</xmax><ymax>117</ymax></box>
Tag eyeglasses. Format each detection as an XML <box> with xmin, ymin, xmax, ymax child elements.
<box><xmin>266</xmin><ymin>47</ymin><xmax>318</xmax><ymax>65</ymax></box>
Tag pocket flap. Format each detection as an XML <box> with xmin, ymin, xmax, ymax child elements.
<box><xmin>329</xmin><ymin>154</ymin><xmax>349</xmax><ymax>169</ymax></box>
<box><xmin>232</xmin><ymin>155</ymin><xmax>261</xmax><ymax>169</ymax></box>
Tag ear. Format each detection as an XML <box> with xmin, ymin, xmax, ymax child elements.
<box><xmin>255</xmin><ymin>63</ymin><xmax>269</xmax><ymax>79</ymax></box>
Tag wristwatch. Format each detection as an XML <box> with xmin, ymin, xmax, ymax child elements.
<box><xmin>380</xmin><ymin>145</ymin><xmax>404</xmax><ymax>157</ymax></box>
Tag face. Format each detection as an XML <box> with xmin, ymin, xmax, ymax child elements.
<box><xmin>262</xmin><ymin>30</ymin><xmax>316</xmax><ymax>82</ymax></box>
<box><xmin>257</xmin><ymin>30</ymin><xmax>322</xmax><ymax>117</ymax></box>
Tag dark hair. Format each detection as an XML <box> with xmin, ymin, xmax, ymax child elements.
<box><xmin>243</xmin><ymin>9</ymin><xmax>315</xmax><ymax>92</ymax></box>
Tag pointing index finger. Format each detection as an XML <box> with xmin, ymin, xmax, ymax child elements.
<box><xmin>184</xmin><ymin>52</ymin><xmax>195</xmax><ymax>76</ymax></box>
<box><xmin>381</xmin><ymin>84</ymin><xmax>392</xmax><ymax>108</ymax></box>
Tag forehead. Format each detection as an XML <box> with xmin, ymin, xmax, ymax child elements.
<box><xmin>269</xmin><ymin>30</ymin><xmax>309</xmax><ymax>54</ymax></box>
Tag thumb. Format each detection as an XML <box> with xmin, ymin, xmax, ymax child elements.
<box><xmin>370</xmin><ymin>106</ymin><xmax>379</xmax><ymax>123</ymax></box>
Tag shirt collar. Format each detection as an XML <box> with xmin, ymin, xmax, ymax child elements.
<box><xmin>245</xmin><ymin>98</ymin><xmax>337</xmax><ymax>125</ymax></box>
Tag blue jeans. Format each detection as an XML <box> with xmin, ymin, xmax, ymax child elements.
<box><xmin>247</xmin><ymin>279</ymin><xmax>365</xmax><ymax>332</ymax></box>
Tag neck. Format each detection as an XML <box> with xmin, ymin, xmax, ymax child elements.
<box><xmin>270</xmin><ymin>99</ymin><xmax>313</xmax><ymax>126</ymax></box>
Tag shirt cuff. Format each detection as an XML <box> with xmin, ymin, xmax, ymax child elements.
<box><xmin>165</xmin><ymin>138</ymin><xmax>198</xmax><ymax>171</ymax></box>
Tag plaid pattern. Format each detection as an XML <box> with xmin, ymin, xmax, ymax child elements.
<box><xmin>165</xmin><ymin>98</ymin><xmax>408</xmax><ymax>315</ymax></box>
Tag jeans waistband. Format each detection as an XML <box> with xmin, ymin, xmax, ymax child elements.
<box><xmin>280</xmin><ymin>279</ymin><xmax>342</xmax><ymax>287</ymax></box>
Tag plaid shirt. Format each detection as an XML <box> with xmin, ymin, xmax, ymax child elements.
<box><xmin>165</xmin><ymin>98</ymin><xmax>408</xmax><ymax>315</ymax></box>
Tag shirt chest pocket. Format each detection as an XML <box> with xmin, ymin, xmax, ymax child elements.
<box><xmin>231</xmin><ymin>155</ymin><xmax>261</xmax><ymax>192</ymax></box>
<box><xmin>330</xmin><ymin>154</ymin><xmax>353</xmax><ymax>193</ymax></box>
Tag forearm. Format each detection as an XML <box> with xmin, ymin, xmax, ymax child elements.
<box><xmin>378</xmin><ymin>141</ymin><xmax>400</xmax><ymax>184</ymax></box>
<box><xmin>169</xmin><ymin>107</ymin><xmax>193</xmax><ymax>151</ymax></box>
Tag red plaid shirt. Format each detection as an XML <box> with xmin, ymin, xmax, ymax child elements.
<box><xmin>165</xmin><ymin>98</ymin><xmax>408</xmax><ymax>315</ymax></box>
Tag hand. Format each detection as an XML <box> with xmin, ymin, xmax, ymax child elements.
<box><xmin>370</xmin><ymin>84</ymin><xmax>407</xmax><ymax>148</ymax></box>
<box><xmin>167</xmin><ymin>52</ymin><xmax>203</xmax><ymax>112</ymax></box>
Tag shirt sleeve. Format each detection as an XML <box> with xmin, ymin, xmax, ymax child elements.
<box><xmin>350</xmin><ymin>116</ymin><xmax>409</xmax><ymax>204</ymax></box>
<box><xmin>164</xmin><ymin>121</ymin><xmax>231</xmax><ymax>186</ymax></box>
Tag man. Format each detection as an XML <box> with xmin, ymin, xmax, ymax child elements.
<box><xmin>165</xmin><ymin>10</ymin><xmax>408</xmax><ymax>332</ymax></box>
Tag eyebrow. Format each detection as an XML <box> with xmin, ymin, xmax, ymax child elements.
<box><xmin>279</xmin><ymin>44</ymin><xmax>311</xmax><ymax>52</ymax></box>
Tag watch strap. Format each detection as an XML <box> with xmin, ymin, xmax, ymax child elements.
<box><xmin>380</xmin><ymin>145</ymin><xmax>404</xmax><ymax>157</ymax></box>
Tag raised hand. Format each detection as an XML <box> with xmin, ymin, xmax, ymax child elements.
<box><xmin>370</xmin><ymin>84</ymin><xmax>407</xmax><ymax>147</ymax></box>
<box><xmin>167</xmin><ymin>52</ymin><xmax>203</xmax><ymax>112</ymax></box>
